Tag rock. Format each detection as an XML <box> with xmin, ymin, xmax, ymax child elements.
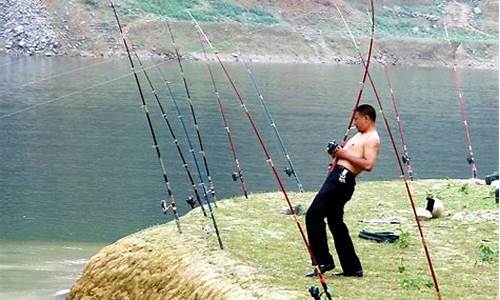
<box><xmin>473</xmin><ymin>7</ymin><xmax>481</xmax><ymax>15</ymax></box>
<box><xmin>283</xmin><ymin>204</ymin><xmax>304</xmax><ymax>215</ymax></box>
<box><xmin>0</xmin><ymin>0</ymin><xmax>60</xmax><ymax>55</ymax></box>
<box><xmin>14</xmin><ymin>25</ymin><xmax>24</xmax><ymax>34</ymax></box>
<box><xmin>416</xmin><ymin>208</ymin><xmax>432</xmax><ymax>221</ymax></box>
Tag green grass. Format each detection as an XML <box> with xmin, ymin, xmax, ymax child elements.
<box><xmin>177</xmin><ymin>179</ymin><xmax>498</xmax><ymax>299</ymax></box>
<box><xmin>122</xmin><ymin>0</ymin><xmax>279</xmax><ymax>24</ymax></box>
<box><xmin>73</xmin><ymin>180</ymin><xmax>498</xmax><ymax>299</ymax></box>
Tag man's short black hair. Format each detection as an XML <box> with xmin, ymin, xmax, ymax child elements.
<box><xmin>355</xmin><ymin>104</ymin><xmax>376</xmax><ymax>121</ymax></box>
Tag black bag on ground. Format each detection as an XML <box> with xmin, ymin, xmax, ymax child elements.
<box><xmin>358</xmin><ymin>229</ymin><xmax>399</xmax><ymax>243</ymax></box>
<box><xmin>485</xmin><ymin>172</ymin><xmax>499</xmax><ymax>185</ymax></box>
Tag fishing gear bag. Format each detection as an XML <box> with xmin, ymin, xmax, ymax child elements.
<box><xmin>358</xmin><ymin>229</ymin><xmax>399</xmax><ymax>243</ymax></box>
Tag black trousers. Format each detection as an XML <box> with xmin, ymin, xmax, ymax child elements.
<box><xmin>305</xmin><ymin>165</ymin><xmax>362</xmax><ymax>273</ymax></box>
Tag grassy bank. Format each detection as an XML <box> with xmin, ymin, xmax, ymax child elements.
<box><xmin>69</xmin><ymin>179</ymin><xmax>498</xmax><ymax>299</ymax></box>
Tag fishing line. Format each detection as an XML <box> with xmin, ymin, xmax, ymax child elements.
<box><xmin>335</xmin><ymin>5</ymin><xmax>443</xmax><ymax>300</ymax></box>
<box><xmin>196</xmin><ymin>30</ymin><xmax>249</xmax><ymax>199</ymax></box>
<box><xmin>156</xmin><ymin>65</ymin><xmax>224</xmax><ymax>250</ymax></box>
<box><xmin>109</xmin><ymin>0</ymin><xmax>181</xmax><ymax>233</ymax></box>
<box><xmin>381</xmin><ymin>62</ymin><xmax>415</xmax><ymax>180</ymax></box>
<box><xmin>444</xmin><ymin>25</ymin><xmax>478</xmax><ymax>179</ymax></box>
<box><xmin>0</xmin><ymin>60</ymin><xmax>168</xmax><ymax>120</ymax></box>
<box><xmin>165</xmin><ymin>19</ymin><xmax>218</xmax><ymax>206</ymax></box>
<box><xmin>189</xmin><ymin>11</ymin><xmax>333</xmax><ymax>300</ymax></box>
<box><xmin>335</xmin><ymin>4</ymin><xmax>415</xmax><ymax>180</ymax></box>
<box><xmin>237</xmin><ymin>52</ymin><xmax>305</xmax><ymax>193</ymax></box>
<box><xmin>328</xmin><ymin>2</ymin><xmax>376</xmax><ymax>175</ymax></box>
<box><xmin>123</xmin><ymin>35</ymin><xmax>208</xmax><ymax>217</ymax></box>
<box><xmin>19</xmin><ymin>58</ymin><xmax>115</xmax><ymax>88</ymax></box>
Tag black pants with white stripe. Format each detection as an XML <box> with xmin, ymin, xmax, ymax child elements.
<box><xmin>305</xmin><ymin>165</ymin><xmax>362</xmax><ymax>273</ymax></box>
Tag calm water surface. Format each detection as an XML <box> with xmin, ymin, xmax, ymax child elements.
<box><xmin>0</xmin><ymin>56</ymin><xmax>498</xmax><ymax>298</ymax></box>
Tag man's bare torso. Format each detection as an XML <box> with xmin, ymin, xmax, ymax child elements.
<box><xmin>337</xmin><ymin>131</ymin><xmax>380</xmax><ymax>175</ymax></box>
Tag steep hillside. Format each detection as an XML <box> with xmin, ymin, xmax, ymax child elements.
<box><xmin>0</xmin><ymin>0</ymin><xmax>498</xmax><ymax>68</ymax></box>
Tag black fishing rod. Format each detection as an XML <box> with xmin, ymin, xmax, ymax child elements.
<box><xmin>335</xmin><ymin>5</ymin><xmax>443</xmax><ymax>300</ymax></box>
<box><xmin>444</xmin><ymin>25</ymin><xmax>478</xmax><ymax>179</ymax></box>
<box><xmin>238</xmin><ymin>53</ymin><xmax>305</xmax><ymax>193</ymax></box>
<box><xmin>126</xmin><ymin>44</ymin><xmax>207</xmax><ymax>216</ymax></box>
<box><xmin>155</xmin><ymin>66</ymin><xmax>224</xmax><ymax>250</ymax></box>
<box><xmin>165</xmin><ymin>20</ymin><xmax>218</xmax><ymax>205</ymax></box>
<box><xmin>188</xmin><ymin>11</ymin><xmax>332</xmax><ymax>300</ymax></box>
<box><xmin>196</xmin><ymin>31</ymin><xmax>249</xmax><ymax>199</ymax></box>
<box><xmin>108</xmin><ymin>1</ymin><xmax>181</xmax><ymax>233</ymax></box>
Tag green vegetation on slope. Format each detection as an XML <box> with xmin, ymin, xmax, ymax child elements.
<box><xmin>123</xmin><ymin>0</ymin><xmax>279</xmax><ymax>24</ymax></box>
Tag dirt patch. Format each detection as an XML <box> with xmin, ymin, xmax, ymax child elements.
<box><xmin>450</xmin><ymin>210</ymin><xmax>499</xmax><ymax>222</ymax></box>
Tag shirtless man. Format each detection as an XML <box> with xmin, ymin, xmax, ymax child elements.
<box><xmin>305</xmin><ymin>104</ymin><xmax>380</xmax><ymax>278</ymax></box>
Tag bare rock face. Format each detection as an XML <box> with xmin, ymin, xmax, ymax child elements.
<box><xmin>0</xmin><ymin>0</ymin><xmax>60</xmax><ymax>56</ymax></box>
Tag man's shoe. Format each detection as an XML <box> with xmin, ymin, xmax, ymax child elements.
<box><xmin>305</xmin><ymin>263</ymin><xmax>335</xmax><ymax>277</ymax></box>
<box><xmin>334</xmin><ymin>270</ymin><xmax>363</xmax><ymax>278</ymax></box>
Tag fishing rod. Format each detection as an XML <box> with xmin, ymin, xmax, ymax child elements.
<box><xmin>238</xmin><ymin>53</ymin><xmax>305</xmax><ymax>193</ymax></box>
<box><xmin>335</xmin><ymin>6</ymin><xmax>443</xmax><ymax>300</ymax></box>
<box><xmin>155</xmin><ymin>66</ymin><xmax>224</xmax><ymax>250</ymax></box>
<box><xmin>328</xmin><ymin>2</ymin><xmax>376</xmax><ymax>175</ymax></box>
<box><xmin>382</xmin><ymin>62</ymin><xmax>415</xmax><ymax>180</ymax></box>
<box><xmin>165</xmin><ymin>20</ymin><xmax>218</xmax><ymax>205</ymax></box>
<box><xmin>188</xmin><ymin>11</ymin><xmax>333</xmax><ymax>300</ymax></box>
<box><xmin>335</xmin><ymin>4</ymin><xmax>415</xmax><ymax>180</ymax></box>
<box><xmin>196</xmin><ymin>31</ymin><xmax>249</xmax><ymax>199</ymax></box>
<box><xmin>122</xmin><ymin>38</ymin><xmax>208</xmax><ymax>217</ymax></box>
<box><xmin>444</xmin><ymin>25</ymin><xmax>478</xmax><ymax>179</ymax></box>
<box><xmin>108</xmin><ymin>1</ymin><xmax>181</xmax><ymax>233</ymax></box>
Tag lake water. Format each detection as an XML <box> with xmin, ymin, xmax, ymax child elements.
<box><xmin>0</xmin><ymin>56</ymin><xmax>498</xmax><ymax>299</ymax></box>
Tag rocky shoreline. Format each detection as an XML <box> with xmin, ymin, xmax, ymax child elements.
<box><xmin>0</xmin><ymin>0</ymin><xmax>60</xmax><ymax>56</ymax></box>
<box><xmin>0</xmin><ymin>1</ymin><xmax>497</xmax><ymax>70</ymax></box>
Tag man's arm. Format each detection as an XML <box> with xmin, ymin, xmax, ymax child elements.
<box><xmin>334</xmin><ymin>136</ymin><xmax>380</xmax><ymax>172</ymax></box>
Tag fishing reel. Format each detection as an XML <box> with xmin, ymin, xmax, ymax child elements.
<box><xmin>466</xmin><ymin>155</ymin><xmax>475</xmax><ymax>165</ymax></box>
<box><xmin>232</xmin><ymin>170</ymin><xmax>243</xmax><ymax>181</ymax></box>
<box><xmin>284</xmin><ymin>167</ymin><xmax>295</xmax><ymax>177</ymax></box>
<box><xmin>309</xmin><ymin>286</ymin><xmax>322</xmax><ymax>300</ymax></box>
<box><xmin>326</xmin><ymin>139</ymin><xmax>340</xmax><ymax>155</ymax></box>
<box><xmin>308</xmin><ymin>285</ymin><xmax>331</xmax><ymax>300</ymax></box>
<box><xmin>160</xmin><ymin>200</ymin><xmax>173</xmax><ymax>213</ymax></box>
<box><xmin>185</xmin><ymin>196</ymin><xmax>198</xmax><ymax>209</ymax></box>
<box><xmin>401</xmin><ymin>154</ymin><xmax>411</xmax><ymax>165</ymax></box>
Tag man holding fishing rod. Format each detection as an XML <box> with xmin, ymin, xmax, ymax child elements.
<box><xmin>305</xmin><ymin>104</ymin><xmax>380</xmax><ymax>278</ymax></box>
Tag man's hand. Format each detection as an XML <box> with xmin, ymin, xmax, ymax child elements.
<box><xmin>329</xmin><ymin>145</ymin><xmax>341</xmax><ymax>159</ymax></box>
<box><xmin>333</xmin><ymin>147</ymin><xmax>346</xmax><ymax>159</ymax></box>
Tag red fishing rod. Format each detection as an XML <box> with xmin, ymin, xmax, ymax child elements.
<box><xmin>444</xmin><ymin>25</ymin><xmax>478</xmax><ymax>179</ymax></box>
<box><xmin>382</xmin><ymin>62</ymin><xmax>415</xmax><ymax>180</ymax></box>
<box><xmin>328</xmin><ymin>1</ymin><xmax>375</xmax><ymax>174</ymax></box>
<box><xmin>188</xmin><ymin>11</ymin><xmax>333</xmax><ymax>300</ymax></box>
<box><xmin>196</xmin><ymin>30</ymin><xmax>249</xmax><ymax>199</ymax></box>
<box><xmin>335</xmin><ymin>4</ymin><xmax>415</xmax><ymax>180</ymax></box>
<box><xmin>335</xmin><ymin>5</ymin><xmax>442</xmax><ymax>300</ymax></box>
<box><xmin>108</xmin><ymin>1</ymin><xmax>181</xmax><ymax>233</ymax></box>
